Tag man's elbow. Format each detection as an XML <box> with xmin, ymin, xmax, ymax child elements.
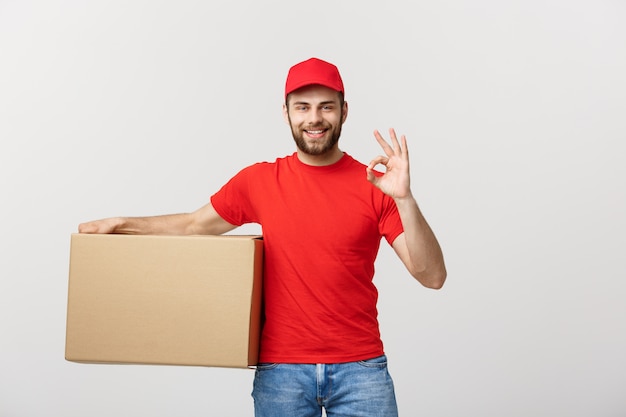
<box><xmin>412</xmin><ymin>267</ymin><xmax>447</xmax><ymax>290</ymax></box>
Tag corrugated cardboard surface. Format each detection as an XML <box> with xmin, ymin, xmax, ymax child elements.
<box><xmin>65</xmin><ymin>233</ymin><xmax>263</xmax><ymax>369</ymax></box>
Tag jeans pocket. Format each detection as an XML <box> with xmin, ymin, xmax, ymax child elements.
<box><xmin>357</xmin><ymin>354</ymin><xmax>388</xmax><ymax>369</ymax></box>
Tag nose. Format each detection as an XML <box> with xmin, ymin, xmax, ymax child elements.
<box><xmin>306</xmin><ymin>108</ymin><xmax>323</xmax><ymax>125</ymax></box>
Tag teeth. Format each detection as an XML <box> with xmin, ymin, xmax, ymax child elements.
<box><xmin>307</xmin><ymin>130</ymin><xmax>324</xmax><ymax>134</ymax></box>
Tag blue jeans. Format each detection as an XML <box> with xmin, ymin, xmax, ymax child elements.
<box><xmin>251</xmin><ymin>355</ymin><xmax>399</xmax><ymax>417</ymax></box>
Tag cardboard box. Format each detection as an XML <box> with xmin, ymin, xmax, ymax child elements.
<box><xmin>65</xmin><ymin>233</ymin><xmax>263</xmax><ymax>369</ymax></box>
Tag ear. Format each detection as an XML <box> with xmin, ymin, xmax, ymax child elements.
<box><xmin>341</xmin><ymin>101</ymin><xmax>348</xmax><ymax>124</ymax></box>
<box><xmin>282</xmin><ymin>103</ymin><xmax>290</xmax><ymax>125</ymax></box>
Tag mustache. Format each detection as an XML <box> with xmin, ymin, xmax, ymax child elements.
<box><xmin>305</xmin><ymin>123</ymin><xmax>329</xmax><ymax>129</ymax></box>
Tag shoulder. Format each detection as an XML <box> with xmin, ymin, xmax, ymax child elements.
<box><xmin>240</xmin><ymin>154</ymin><xmax>292</xmax><ymax>170</ymax></box>
<box><xmin>339</xmin><ymin>153</ymin><xmax>388</xmax><ymax>181</ymax></box>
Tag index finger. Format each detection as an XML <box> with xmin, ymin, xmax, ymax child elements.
<box><xmin>373</xmin><ymin>129</ymin><xmax>395</xmax><ymax>157</ymax></box>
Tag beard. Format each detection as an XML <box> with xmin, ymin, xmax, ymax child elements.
<box><xmin>287</xmin><ymin>114</ymin><xmax>343</xmax><ymax>156</ymax></box>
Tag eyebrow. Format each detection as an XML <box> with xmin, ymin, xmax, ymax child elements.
<box><xmin>291</xmin><ymin>100</ymin><xmax>337</xmax><ymax>106</ymax></box>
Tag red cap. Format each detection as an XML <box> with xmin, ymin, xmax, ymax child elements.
<box><xmin>284</xmin><ymin>57</ymin><xmax>344</xmax><ymax>98</ymax></box>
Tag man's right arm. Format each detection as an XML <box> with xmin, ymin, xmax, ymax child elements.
<box><xmin>77</xmin><ymin>202</ymin><xmax>238</xmax><ymax>236</ymax></box>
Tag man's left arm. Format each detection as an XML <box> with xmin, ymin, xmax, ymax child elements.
<box><xmin>367</xmin><ymin>129</ymin><xmax>447</xmax><ymax>289</ymax></box>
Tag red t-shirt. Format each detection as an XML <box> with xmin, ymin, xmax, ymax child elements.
<box><xmin>210</xmin><ymin>152</ymin><xmax>404</xmax><ymax>363</ymax></box>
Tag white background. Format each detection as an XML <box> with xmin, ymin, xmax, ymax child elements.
<box><xmin>1</xmin><ymin>0</ymin><xmax>625</xmax><ymax>416</ymax></box>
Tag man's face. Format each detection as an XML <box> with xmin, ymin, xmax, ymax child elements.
<box><xmin>284</xmin><ymin>85</ymin><xmax>348</xmax><ymax>156</ymax></box>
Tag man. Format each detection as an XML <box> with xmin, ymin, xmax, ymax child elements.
<box><xmin>79</xmin><ymin>57</ymin><xmax>446</xmax><ymax>417</ymax></box>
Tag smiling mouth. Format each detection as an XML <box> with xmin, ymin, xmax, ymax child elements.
<box><xmin>304</xmin><ymin>129</ymin><xmax>327</xmax><ymax>138</ymax></box>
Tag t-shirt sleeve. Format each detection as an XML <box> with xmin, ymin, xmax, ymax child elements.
<box><xmin>379</xmin><ymin>196</ymin><xmax>404</xmax><ymax>246</ymax></box>
<box><xmin>210</xmin><ymin>165</ymin><xmax>259</xmax><ymax>226</ymax></box>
